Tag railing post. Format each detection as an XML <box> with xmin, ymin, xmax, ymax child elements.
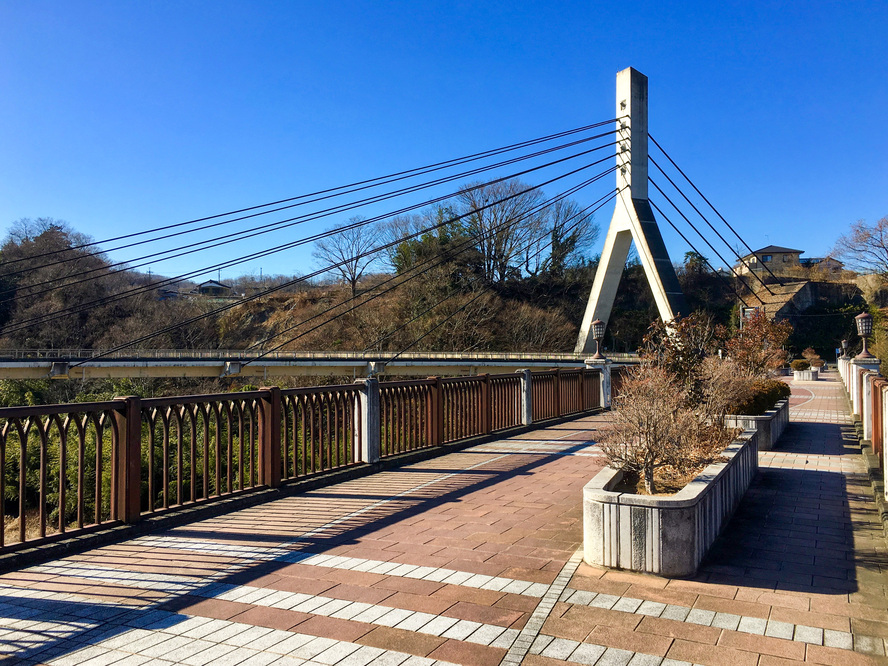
<box><xmin>585</xmin><ymin>359</ymin><xmax>612</xmax><ymax>408</ymax></box>
<box><xmin>429</xmin><ymin>377</ymin><xmax>444</xmax><ymax>446</ymax></box>
<box><xmin>481</xmin><ymin>373</ymin><xmax>492</xmax><ymax>435</ymax></box>
<box><xmin>555</xmin><ymin>368</ymin><xmax>563</xmax><ymax>417</ymax></box>
<box><xmin>518</xmin><ymin>369</ymin><xmax>533</xmax><ymax>426</ymax></box>
<box><xmin>113</xmin><ymin>396</ymin><xmax>142</xmax><ymax>523</ymax></box>
<box><xmin>259</xmin><ymin>386</ymin><xmax>282</xmax><ymax>488</ymax></box>
<box><xmin>355</xmin><ymin>378</ymin><xmax>381</xmax><ymax>463</ymax></box>
<box><xmin>580</xmin><ymin>368</ymin><xmax>587</xmax><ymax>411</ymax></box>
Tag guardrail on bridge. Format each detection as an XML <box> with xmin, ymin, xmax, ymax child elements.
<box><xmin>0</xmin><ymin>368</ymin><xmax>605</xmax><ymax>555</ymax></box>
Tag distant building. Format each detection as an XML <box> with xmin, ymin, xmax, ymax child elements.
<box><xmin>157</xmin><ymin>288</ymin><xmax>179</xmax><ymax>301</ymax></box>
<box><xmin>197</xmin><ymin>280</ymin><xmax>232</xmax><ymax>297</ymax></box>
<box><xmin>799</xmin><ymin>257</ymin><xmax>844</xmax><ymax>274</ymax></box>
<box><xmin>735</xmin><ymin>245</ymin><xmax>803</xmax><ymax>277</ymax></box>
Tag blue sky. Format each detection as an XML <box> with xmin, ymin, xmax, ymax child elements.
<box><xmin>1</xmin><ymin>1</ymin><xmax>885</xmax><ymax>282</ymax></box>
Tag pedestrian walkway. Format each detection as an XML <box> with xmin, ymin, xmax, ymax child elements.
<box><xmin>1</xmin><ymin>372</ymin><xmax>886</xmax><ymax>665</ymax></box>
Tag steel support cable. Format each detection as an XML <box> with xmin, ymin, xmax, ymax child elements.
<box><xmin>2</xmin><ymin>131</ymin><xmax>620</xmax><ymax>286</ymax></box>
<box><xmin>3</xmin><ymin>119</ymin><xmax>623</xmax><ymax>269</ymax></box>
<box><xmin>363</xmin><ymin>190</ymin><xmax>620</xmax><ymax>356</ymax></box>
<box><xmin>647</xmin><ymin>199</ymin><xmax>751</xmax><ymax>308</ymax></box>
<box><xmin>2</xmin><ymin>134</ymin><xmax>619</xmax><ymax>298</ymax></box>
<box><xmin>648</xmin><ymin>135</ymin><xmax>783</xmax><ymax>285</ymax></box>
<box><xmin>250</xmin><ymin>188</ymin><xmax>621</xmax><ymax>366</ymax></box>
<box><xmin>243</xmin><ymin>175</ymin><xmax>611</xmax><ymax>352</ymax></box>
<box><xmin>649</xmin><ymin>134</ymin><xmax>784</xmax><ymax>286</ymax></box>
<box><xmin>67</xmin><ymin>160</ymin><xmax>616</xmax><ymax>366</ymax></box>
<box><xmin>245</xmin><ymin>171</ymin><xmax>615</xmax><ymax>354</ymax></box>
<box><xmin>9</xmin><ymin>152</ymin><xmax>616</xmax><ymax>336</ymax></box>
<box><xmin>244</xmin><ymin>185</ymin><xmax>620</xmax><ymax>362</ymax></box>
<box><xmin>649</xmin><ymin>155</ymin><xmax>775</xmax><ymax>295</ymax></box>
<box><xmin>386</xmin><ymin>291</ymin><xmax>489</xmax><ymax>365</ymax></box>
<box><xmin>648</xmin><ymin>178</ymin><xmax>764</xmax><ymax>305</ymax></box>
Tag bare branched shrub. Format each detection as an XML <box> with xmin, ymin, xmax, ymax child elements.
<box><xmin>801</xmin><ymin>347</ymin><xmax>824</xmax><ymax>368</ymax></box>
<box><xmin>725</xmin><ymin>310</ymin><xmax>792</xmax><ymax>377</ymax></box>
<box><xmin>597</xmin><ymin>365</ymin><xmax>699</xmax><ymax>494</ymax></box>
<box><xmin>697</xmin><ymin>357</ymin><xmax>755</xmax><ymax>423</ymax></box>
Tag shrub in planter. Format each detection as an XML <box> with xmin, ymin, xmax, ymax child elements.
<box><xmin>596</xmin><ymin>364</ymin><xmax>736</xmax><ymax>494</ymax></box>
<box><xmin>727</xmin><ymin>379</ymin><xmax>791</xmax><ymax>416</ymax></box>
<box><xmin>790</xmin><ymin>359</ymin><xmax>810</xmax><ymax>372</ymax></box>
<box><xmin>802</xmin><ymin>347</ymin><xmax>825</xmax><ymax>369</ymax></box>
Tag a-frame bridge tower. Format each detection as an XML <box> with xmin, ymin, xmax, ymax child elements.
<box><xmin>575</xmin><ymin>67</ymin><xmax>687</xmax><ymax>354</ymax></box>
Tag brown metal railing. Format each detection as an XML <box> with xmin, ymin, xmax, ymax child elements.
<box><xmin>491</xmin><ymin>374</ymin><xmax>523</xmax><ymax>431</ymax></box>
<box><xmin>532</xmin><ymin>368</ymin><xmax>601</xmax><ymax>420</ymax></box>
<box><xmin>380</xmin><ymin>380</ymin><xmax>435</xmax><ymax>455</ymax></box>
<box><xmin>0</xmin><ymin>400</ymin><xmax>122</xmax><ymax>551</ymax></box>
<box><xmin>0</xmin><ymin>368</ymin><xmax>602</xmax><ymax>554</ymax></box>
<box><xmin>281</xmin><ymin>385</ymin><xmax>362</xmax><ymax>478</ymax></box>
<box><xmin>140</xmin><ymin>392</ymin><xmax>265</xmax><ymax>513</ymax></box>
<box><xmin>442</xmin><ymin>376</ymin><xmax>487</xmax><ymax>443</ymax></box>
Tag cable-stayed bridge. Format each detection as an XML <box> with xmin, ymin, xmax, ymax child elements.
<box><xmin>0</xmin><ymin>67</ymin><xmax>781</xmax><ymax>381</ymax></box>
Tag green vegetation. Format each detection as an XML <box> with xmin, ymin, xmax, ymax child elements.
<box><xmin>726</xmin><ymin>379</ymin><xmax>792</xmax><ymax>416</ymax></box>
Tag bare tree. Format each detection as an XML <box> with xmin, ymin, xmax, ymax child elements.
<box><xmin>457</xmin><ymin>179</ymin><xmax>547</xmax><ymax>284</ymax></box>
<box><xmin>312</xmin><ymin>217</ymin><xmax>382</xmax><ymax>297</ymax></box>
<box><xmin>833</xmin><ymin>216</ymin><xmax>888</xmax><ymax>275</ymax></box>
<box><xmin>530</xmin><ymin>199</ymin><xmax>600</xmax><ymax>277</ymax></box>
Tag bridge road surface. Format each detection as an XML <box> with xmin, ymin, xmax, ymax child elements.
<box><xmin>2</xmin><ymin>372</ymin><xmax>888</xmax><ymax>665</ymax></box>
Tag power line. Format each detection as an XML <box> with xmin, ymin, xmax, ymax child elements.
<box><xmin>10</xmin><ymin>150</ymin><xmax>616</xmax><ymax>337</ymax></box>
<box><xmin>3</xmin><ymin>119</ymin><xmax>622</xmax><ymax>269</ymax></box>
<box><xmin>68</xmin><ymin>159</ymin><xmax>616</xmax><ymax>366</ymax></box>
<box><xmin>649</xmin><ymin>135</ymin><xmax>784</xmax><ymax>287</ymax></box>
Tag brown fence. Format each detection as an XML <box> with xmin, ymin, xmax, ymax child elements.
<box><xmin>0</xmin><ymin>368</ymin><xmax>602</xmax><ymax>554</ymax></box>
<box><xmin>0</xmin><ymin>400</ymin><xmax>123</xmax><ymax>550</ymax></box>
<box><xmin>280</xmin><ymin>385</ymin><xmax>362</xmax><ymax>480</ymax></box>
<box><xmin>531</xmin><ymin>368</ymin><xmax>600</xmax><ymax>421</ymax></box>
<box><xmin>140</xmin><ymin>392</ymin><xmax>264</xmax><ymax>514</ymax></box>
<box><xmin>379</xmin><ymin>379</ymin><xmax>435</xmax><ymax>455</ymax></box>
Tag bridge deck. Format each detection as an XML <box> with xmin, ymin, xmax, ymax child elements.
<box><xmin>2</xmin><ymin>374</ymin><xmax>888</xmax><ymax>665</ymax></box>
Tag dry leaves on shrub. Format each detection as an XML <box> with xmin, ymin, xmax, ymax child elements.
<box><xmin>598</xmin><ymin>363</ymin><xmax>738</xmax><ymax>495</ymax></box>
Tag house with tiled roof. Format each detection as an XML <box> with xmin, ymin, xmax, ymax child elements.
<box><xmin>735</xmin><ymin>245</ymin><xmax>803</xmax><ymax>277</ymax></box>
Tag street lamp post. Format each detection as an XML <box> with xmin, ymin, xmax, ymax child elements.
<box><xmin>855</xmin><ymin>312</ymin><xmax>874</xmax><ymax>360</ymax></box>
<box><xmin>841</xmin><ymin>339</ymin><xmax>849</xmax><ymax>359</ymax></box>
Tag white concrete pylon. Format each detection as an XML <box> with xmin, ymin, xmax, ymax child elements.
<box><xmin>576</xmin><ymin>67</ymin><xmax>687</xmax><ymax>354</ymax></box>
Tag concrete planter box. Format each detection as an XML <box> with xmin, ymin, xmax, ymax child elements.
<box><xmin>793</xmin><ymin>369</ymin><xmax>819</xmax><ymax>381</ymax></box>
<box><xmin>583</xmin><ymin>431</ymin><xmax>758</xmax><ymax>577</ymax></box>
<box><xmin>724</xmin><ymin>398</ymin><xmax>789</xmax><ymax>452</ymax></box>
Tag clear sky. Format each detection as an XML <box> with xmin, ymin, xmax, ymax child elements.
<box><xmin>1</xmin><ymin>1</ymin><xmax>885</xmax><ymax>282</ymax></box>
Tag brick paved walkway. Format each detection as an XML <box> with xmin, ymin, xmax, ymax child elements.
<box><xmin>1</xmin><ymin>372</ymin><xmax>887</xmax><ymax>665</ymax></box>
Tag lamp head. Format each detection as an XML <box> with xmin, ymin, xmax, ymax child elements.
<box><xmin>591</xmin><ymin>319</ymin><xmax>606</xmax><ymax>341</ymax></box>
<box><xmin>856</xmin><ymin>312</ymin><xmax>873</xmax><ymax>337</ymax></box>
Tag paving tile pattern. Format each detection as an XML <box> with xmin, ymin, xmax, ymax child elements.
<box><xmin>1</xmin><ymin>418</ymin><xmax>605</xmax><ymax>665</ymax></box>
<box><xmin>2</xmin><ymin>371</ymin><xmax>887</xmax><ymax>665</ymax></box>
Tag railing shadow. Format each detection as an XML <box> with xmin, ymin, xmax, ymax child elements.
<box><xmin>0</xmin><ymin>426</ymin><xmax>602</xmax><ymax>662</ymax></box>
